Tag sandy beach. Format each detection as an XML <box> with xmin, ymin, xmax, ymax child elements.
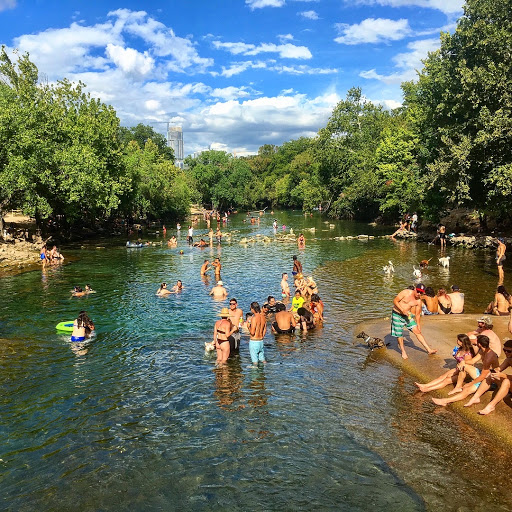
<box><xmin>356</xmin><ymin>314</ymin><xmax>512</xmax><ymax>447</ymax></box>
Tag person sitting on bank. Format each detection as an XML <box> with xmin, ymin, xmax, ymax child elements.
<box><xmin>71</xmin><ymin>310</ymin><xmax>95</xmax><ymax>342</ymax></box>
<box><xmin>437</xmin><ymin>288</ymin><xmax>452</xmax><ymax>314</ymax></box>
<box><xmin>421</xmin><ymin>287</ymin><xmax>439</xmax><ymax>315</ymax></box>
<box><xmin>414</xmin><ymin>334</ymin><xmax>478</xmax><ymax>394</ymax></box>
<box><xmin>468</xmin><ymin>339</ymin><xmax>512</xmax><ymax>415</ymax></box>
<box><xmin>156</xmin><ymin>282</ymin><xmax>172</xmax><ymax>296</ymax></box>
<box><xmin>448</xmin><ymin>285</ymin><xmax>464</xmax><ymax>314</ymax></box>
<box><xmin>467</xmin><ymin>315</ymin><xmax>502</xmax><ymax>357</ymax></box>
<box><xmin>484</xmin><ymin>285</ymin><xmax>512</xmax><ymax>316</ymax></box>
<box><xmin>432</xmin><ymin>335</ymin><xmax>499</xmax><ymax>407</ymax></box>
<box><xmin>271</xmin><ymin>303</ymin><xmax>296</xmax><ymax>334</ymax></box>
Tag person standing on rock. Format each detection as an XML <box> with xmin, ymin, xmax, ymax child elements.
<box><xmin>391</xmin><ymin>284</ymin><xmax>438</xmax><ymax>359</ymax></box>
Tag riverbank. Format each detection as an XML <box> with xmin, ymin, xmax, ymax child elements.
<box><xmin>355</xmin><ymin>314</ymin><xmax>512</xmax><ymax>447</ymax></box>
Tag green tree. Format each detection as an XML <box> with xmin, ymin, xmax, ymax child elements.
<box><xmin>119</xmin><ymin>124</ymin><xmax>174</xmax><ymax>162</ymax></box>
<box><xmin>0</xmin><ymin>47</ymin><xmax>128</xmax><ymax>227</ymax></box>
<box><xmin>415</xmin><ymin>0</ymin><xmax>512</xmax><ymax>215</ymax></box>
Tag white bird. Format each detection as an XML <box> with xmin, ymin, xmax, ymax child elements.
<box><xmin>383</xmin><ymin>261</ymin><xmax>395</xmax><ymax>275</ymax></box>
<box><xmin>413</xmin><ymin>266</ymin><xmax>422</xmax><ymax>279</ymax></box>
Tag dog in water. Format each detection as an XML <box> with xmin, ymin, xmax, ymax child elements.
<box><xmin>204</xmin><ymin>341</ymin><xmax>215</xmax><ymax>352</ymax></box>
<box><xmin>356</xmin><ymin>331</ymin><xmax>388</xmax><ymax>350</ymax></box>
<box><xmin>383</xmin><ymin>260</ymin><xmax>395</xmax><ymax>275</ymax></box>
<box><xmin>438</xmin><ymin>256</ymin><xmax>450</xmax><ymax>268</ymax></box>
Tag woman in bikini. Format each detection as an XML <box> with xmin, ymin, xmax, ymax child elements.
<box><xmin>437</xmin><ymin>288</ymin><xmax>452</xmax><ymax>314</ymax></box>
<box><xmin>71</xmin><ymin>311</ymin><xmax>95</xmax><ymax>342</ymax></box>
<box><xmin>414</xmin><ymin>334</ymin><xmax>479</xmax><ymax>394</ymax></box>
<box><xmin>213</xmin><ymin>308</ymin><xmax>237</xmax><ymax>365</ymax></box>
<box><xmin>484</xmin><ymin>285</ymin><xmax>512</xmax><ymax>316</ymax></box>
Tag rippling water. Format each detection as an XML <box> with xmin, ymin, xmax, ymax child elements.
<box><xmin>1</xmin><ymin>211</ymin><xmax>511</xmax><ymax>511</ymax></box>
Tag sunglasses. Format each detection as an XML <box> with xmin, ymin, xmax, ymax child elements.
<box><xmin>504</xmin><ymin>349</ymin><xmax>512</xmax><ymax>354</ymax></box>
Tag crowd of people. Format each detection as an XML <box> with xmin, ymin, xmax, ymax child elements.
<box><xmin>206</xmin><ymin>254</ymin><xmax>324</xmax><ymax>366</ymax></box>
<box><xmin>391</xmin><ymin>276</ymin><xmax>512</xmax><ymax>417</ymax></box>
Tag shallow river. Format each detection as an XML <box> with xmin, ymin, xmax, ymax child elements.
<box><xmin>1</xmin><ymin>211</ymin><xmax>510</xmax><ymax>511</ymax></box>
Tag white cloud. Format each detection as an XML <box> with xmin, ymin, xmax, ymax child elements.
<box><xmin>210</xmin><ymin>86</ymin><xmax>253</xmax><ymax>100</ymax></box>
<box><xmin>0</xmin><ymin>0</ymin><xmax>16</xmax><ymax>12</ymax></box>
<box><xmin>270</xmin><ymin>64</ymin><xmax>338</xmax><ymax>75</ymax></box>
<box><xmin>145</xmin><ymin>99</ymin><xmax>161</xmax><ymax>111</ymax></box>
<box><xmin>213</xmin><ymin>40</ymin><xmax>312</xmax><ymax>59</ymax></box>
<box><xmin>359</xmin><ymin>37</ymin><xmax>440</xmax><ymax>83</ymax></box>
<box><xmin>106</xmin><ymin>44</ymin><xmax>154</xmax><ymax>77</ymax></box>
<box><xmin>246</xmin><ymin>0</ymin><xmax>286</xmax><ymax>9</ymax></box>
<box><xmin>278</xmin><ymin>34</ymin><xmax>294</xmax><ymax>42</ymax></box>
<box><xmin>299</xmin><ymin>10</ymin><xmax>319</xmax><ymax>20</ymax></box>
<box><xmin>335</xmin><ymin>18</ymin><xmax>411</xmax><ymax>45</ymax></box>
<box><xmin>351</xmin><ymin>0</ymin><xmax>463</xmax><ymax>16</ymax></box>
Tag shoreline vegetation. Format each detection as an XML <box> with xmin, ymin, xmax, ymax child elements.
<box><xmin>2</xmin><ymin>1</ymin><xmax>512</xmax><ymax>241</ymax></box>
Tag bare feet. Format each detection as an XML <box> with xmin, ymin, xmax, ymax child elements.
<box><xmin>448</xmin><ymin>387</ymin><xmax>462</xmax><ymax>396</ymax></box>
<box><xmin>414</xmin><ymin>382</ymin><xmax>427</xmax><ymax>392</ymax></box>
<box><xmin>428</xmin><ymin>349</ymin><xmax>438</xmax><ymax>355</ymax></box>
<box><xmin>478</xmin><ymin>405</ymin><xmax>495</xmax><ymax>415</ymax></box>
<box><xmin>464</xmin><ymin>397</ymin><xmax>480</xmax><ymax>407</ymax></box>
<box><xmin>401</xmin><ymin>352</ymin><xmax>409</xmax><ymax>360</ymax></box>
<box><xmin>432</xmin><ymin>397</ymin><xmax>447</xmax><ymax>406</ymax></box>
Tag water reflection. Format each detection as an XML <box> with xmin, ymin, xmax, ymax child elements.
<box><xmin>213</xmin><ymin>358</ymin><xmax>244</xmax><ymax>410</ymax></box>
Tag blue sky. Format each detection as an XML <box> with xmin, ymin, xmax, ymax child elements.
<box><xmin>0</xmin><ymin>0</ymin><xmax>463</xmax><ymax>156</ymax></box>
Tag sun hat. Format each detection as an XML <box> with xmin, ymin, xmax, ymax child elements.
<box><xmin>219</xmin><ymin>307</ymin><xmax>230</xmax><ymax>317</ymax></box>
<box><xmin>478</xmin><ymin>315</ymin><xmax>491</xmax><ymax>324</ymax></box>
<box><xmin>217</xmin><ymin>280</ymin><xmax>223</xmax><ymax>286</ymax></box>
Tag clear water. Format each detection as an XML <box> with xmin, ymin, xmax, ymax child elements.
<box><xmin>1</xmin><ymin>211</ymin><xmax>510</xmax><ymax>511</ymax></box>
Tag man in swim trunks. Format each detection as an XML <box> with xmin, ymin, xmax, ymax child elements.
<box><xmin>468</xmin><ymin>339</ymin><xmax>512</xmax><ymax>415</ymax></box>
<box><xmin>281</xmin><ymin>273</ymin><xmax>290</xmax><ymax>299</ymax></box>
<box><xmin>292</xmin><ymin>255</ymin><xmax>302</xmax><ymax>276</ymax></box>
<box><xmin>210</xmin><ymin>280</ymin><xmax>227</xmax><ymax>300</ymax></box>
<box><xmin>496</xmin><ymin>237</ymin><xmax>506</xmax><ymax>282</ymax></box>
<box><xmin>200</xmin><ymin>259</ymin><xmax>211</xmax><ymax>276</ymax></box>
<box><xmin>228</xmin><ymin>298</ymin><xmax>243</xmax><ymax>353</ymax></box>
<box><xmin>249</xmin><ymin>302</ymin><xmax>267</xmax><ymax>365</ymax></box>
<box><xmin>433</xmin><ymin>335</ymin><xmax>499</xmax><ymax>407</ymax></box>
<box><xmin>271</xmin><ymin>303</ymin><xmax>296</xmax><ymax>334</ymax></box>
<box><xmin>213</xmin><ymin>258</ymin><xmax>222</xmax><ymax>278</ymax></box>
<box><xmin>391</xmin><ymin>284</ymin><xmax>438</xmax><ymax>359</ymax></box>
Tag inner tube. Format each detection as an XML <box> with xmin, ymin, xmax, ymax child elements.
<box><xmin>56</xmin><ymin>321</ymin><xmax>74</xmax><ymax>332</ymax></box>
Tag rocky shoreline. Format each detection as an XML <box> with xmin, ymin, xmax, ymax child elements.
<box><xmin>0</xmin><ymin>239</ymin><xmax>42</xmax><ymax>275</ymax></box>
<box><xmin>392</xmin><ymin>230</ymin><xmax>504</xmax><ymax>249</ymax></box>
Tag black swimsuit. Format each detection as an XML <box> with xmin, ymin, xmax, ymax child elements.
<box><xmin>216</xmin><ymin>329</ymin><xmax>229</xmax><ymax>344</ymax></box>
<box><xmin>439</xmin><ymin>302</ymin><xmax>451</xmax><ymax>314</ymax></box>
<box><xmin>272</xmin><ymin>321</ymin><xmax>295</xmax><ymax>334</ymax></box>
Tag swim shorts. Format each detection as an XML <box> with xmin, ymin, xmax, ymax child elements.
<box><xmin>497</xmin><ymin>255</ymin><xmax>506</xmax><ymax>266</ymax></box>
<box><xmin>391</xmin><ymin>310</ymin><xmax>417</xmax><ymax>337</ymax></box>
<box><xmin>249</xmin><ymin>340</ymin><xmax>265</xmax><ymax>363</ymax></box>
<box><xmin>272</xmin><ymin>321</ymin><xmax>295</xmax><ymax>334</ymax></box>
<box><xmin>229</xmin><ymin>331</ymin><xmax>241</xmax><ymax>353</ymax></box>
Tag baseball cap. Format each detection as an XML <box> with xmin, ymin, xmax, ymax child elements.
<box><xmin>217</xmin><ymin>280</ymin><xmax>223</xmax><ymax>286</ymax></box>
<box><xmin>478</xmin><ymin>315</ymin><xmax>491</xmax><ymax>324</ymax></box>
<box><xmin>451</xmin><ymin>285</ymin><xmax>460</xmax><ymax>291</ymax></box>
<box><xmin>415</xmin><ymin>283</ymin><xmax>426</xmax><ymax>294</ymax></box>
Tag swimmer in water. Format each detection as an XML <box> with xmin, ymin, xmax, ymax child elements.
<box><xmin>156</xmin><ymin>283</ymin><xmax>172</xmax><ymax>296</ymax></box>
<box><xmin>170</xmin><ymin>280</ymin><xmax>183</xmax><ymax>293</ymax></box>
<box><xmin>281</xmin><ymin>272</ymin><xmax>291</xmax><ymax>299</ymax></box>
<box><xmin>210</xmin><ymin>280</ymin><xmax>227</xmax><ymax>300</ymax></box>
<box><xmin>71</xmin><ymin>310</ymin><xmax>95</xmax><ymax>341</ymax></box>
<box><xmin>200</xmin><ymin>259</ymin><xmax>212</xmax><ymax>276</ymax></box>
